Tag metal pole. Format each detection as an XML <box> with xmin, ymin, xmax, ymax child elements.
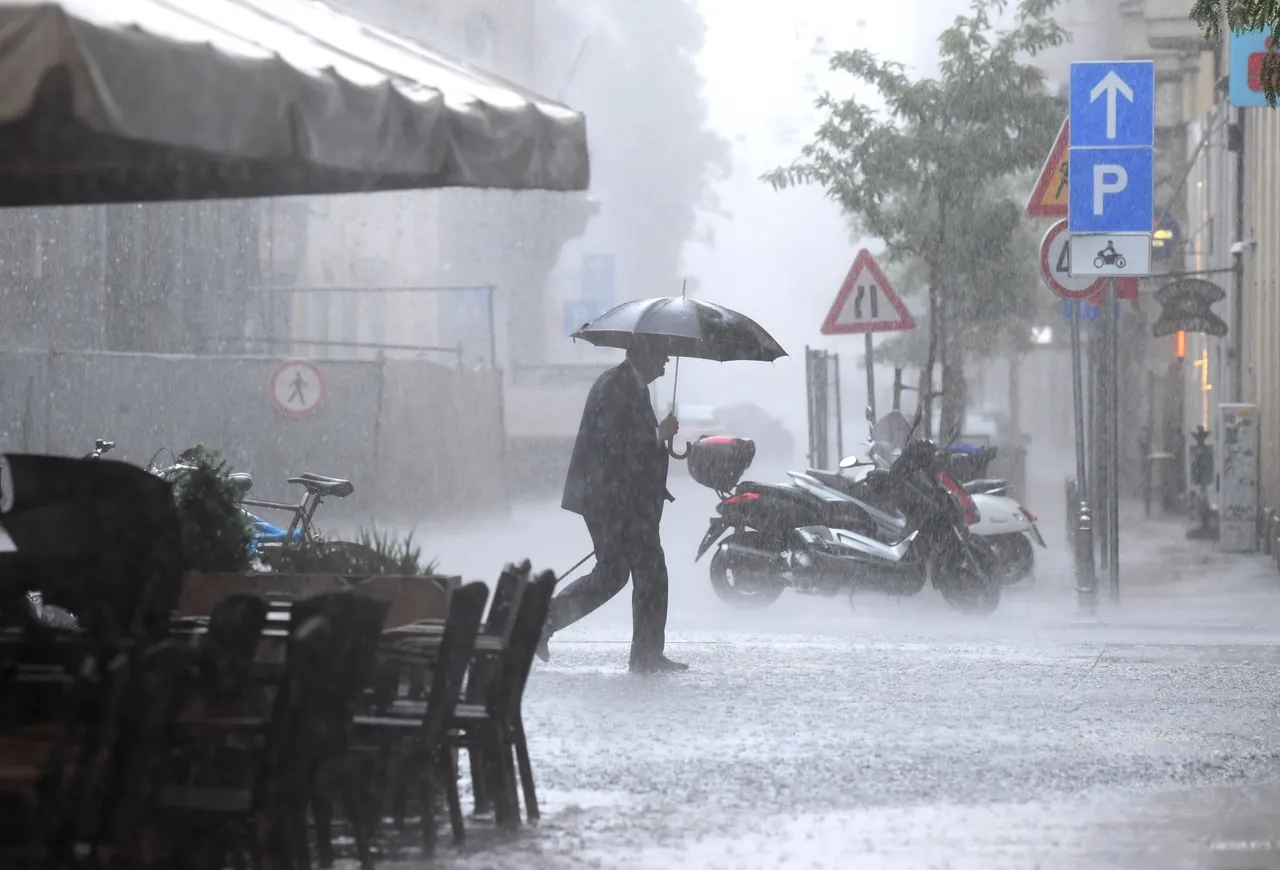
<box><xmin>1107</xmin><ymin>278</ymin><xmax>1121</xmax><ymax>602</ymax></box>
<box><xmin>834</xmin><ymin>352</ymin><xmax>844</xmax><ymax>463</ymax></box>
<box><xmin>1071</xmin><ymin>302</ymin><xmax>1089</xmax><ymax>497</ymax></box>
<box><xmin>1232</xmin><ymin>105</ymin><xmax>1246</xmax><ymax>403</ymax></box>
<box><xmin>865</xmin><ymin>333</ymin><xmax>877</xmax><ymax>423</ymax></box>
<box><xmin>805</xmin><ymin>346</ymin><xmax>815</xmax><ymax>467</ymax></box>
<box><xmin>1070</xmin><ymin>300</ymin><xmax>1097</xmax><ymax>611</ymax></box>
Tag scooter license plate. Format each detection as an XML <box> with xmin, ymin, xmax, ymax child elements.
<box><xmin>1030</xmin><ymin>524</ymin><xmax>1046</xmax><ymax>547</ymax></box>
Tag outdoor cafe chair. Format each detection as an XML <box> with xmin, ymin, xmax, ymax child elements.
<box><xmin>328</xmin><ymin>580</ymin><xmax>489</xmax><ymax>864</ymax></box>
<box><xmin>379</xmin><ymin>565</ymin><xmax>552</xmax><ymax>829</ymax></box>
<box><xmin>155</xmin><ymin>591</ymin><xmax>391</xmax><ymax>870</ymax></box>
<box><xmin>465</xmin><ymin>563</ymin><xmax>529</xmax><ymax>814</ymax></box>
<box><xmin>447</xmin><ymin>568</ymin><xmax>555</xmax><ymax>828</ymax></box>
<box><xmin>0</xmin><ymin>635</ymin><xmax>189</xmax><ymax>867</ymax></box>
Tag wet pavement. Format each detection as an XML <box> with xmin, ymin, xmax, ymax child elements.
<box><xmin>376</xmin><ymin>467</ymin><xmax>1280</xmax><ymax>869</ymax></box>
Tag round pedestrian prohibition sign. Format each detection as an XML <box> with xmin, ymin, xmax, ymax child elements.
<box><xmin>270</xmin><ymin>359</ymin><xmax>326</xmax><ymax>419</ymax></box>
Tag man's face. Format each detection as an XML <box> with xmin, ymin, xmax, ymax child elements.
<box><xmin>632</xmin><ymin>347</ymin><xmax>670</xmax><ymax>382</ymax></box>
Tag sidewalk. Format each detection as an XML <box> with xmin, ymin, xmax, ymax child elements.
<box><xmin>1020</xmin><ymin>485</ymin><xmax>1280</xmax><ymax>632</ymax></box>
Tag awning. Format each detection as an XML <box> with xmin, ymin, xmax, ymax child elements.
<box><xmin>0</xmin><ymin>0</ymin><xmax>590</xmax><ymax>206</ymax></box>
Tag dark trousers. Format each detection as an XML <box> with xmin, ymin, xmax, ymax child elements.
<box><xmin>548</xmin><ymin>511</ymin><xmax>668</xmax><ymax>664</ymax></box>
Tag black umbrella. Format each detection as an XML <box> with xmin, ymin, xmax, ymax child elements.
<box><xmin>569</xmin><ymin>296</ymin><xmax>787</xmax><ymax>363</ymax></box>
<box><xmin>570</xmin><ymin>294</ymin><xmax>787</xmax><ymax>458</ymax></box>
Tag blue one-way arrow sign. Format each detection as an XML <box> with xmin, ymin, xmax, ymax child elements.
<box><xmin>1069</xmin><ymin>61</ymin><xmax>1155</xmax><ymax>148</ymax></box>
<box><xmin>1068</xmin><ymin>60</ymin><xmax>1155</xmax><ymax>251</ymax></box>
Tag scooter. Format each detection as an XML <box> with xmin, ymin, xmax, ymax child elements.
<box><xmin>688</xmin><ymin>435</ymin><xmax>1001</xmax><ymax>615</ymax></box>
<box><xmin>800</xmin><ymin>453</ymin><xmax>1044</xmax><ymax>586</ymax></box>
<box><xmin>804</xmin><ymin>410</ymin><xmax>1045</xmax><ymax>585</ymax></box>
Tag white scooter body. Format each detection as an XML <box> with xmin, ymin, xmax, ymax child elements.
<box><xmin>969</xmin><ymin>492</ymin><xmax>1045</xmax><ymax>546</ymax></box>
<box><xmin>801</xmin><ymin>453</ymin><xmax>1045</xmax><ymax>549</ymax></box>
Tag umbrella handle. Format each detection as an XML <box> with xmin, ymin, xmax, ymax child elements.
<box><xmin>666</xmin><ymin>437</ymin><xmax>690</xmax><ymax>460</ymax></box>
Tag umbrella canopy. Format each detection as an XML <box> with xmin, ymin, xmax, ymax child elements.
<box><xmin>570</xmin><ymin>297</ymin><xmax>787</xmax><ymax>363</ymax></box>
<box><xmin>0</xmin><ymin>0</ymin><xmax>590</xmax><ymax>206</ymax></box>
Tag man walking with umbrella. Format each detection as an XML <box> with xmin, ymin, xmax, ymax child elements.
<box><xmin>536</xmin><ymin>293</ymin><xmax>787</xmax><ymax>673</ymax></box>
<box><xmin>537</xmin><ymin>337</ymin><xmax>686</xmax><ymax>673</ymax></box>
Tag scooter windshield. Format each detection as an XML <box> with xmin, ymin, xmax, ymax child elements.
<box><xmin>870</xmin><ymin>410</ymin><xmax>913</xmax><ymax>451</ymax></box>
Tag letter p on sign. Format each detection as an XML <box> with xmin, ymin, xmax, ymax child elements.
<box><xmin>1093</xmin><ymin>164</ymin><xmax>1127</xmax><ymax>215</ymax></box>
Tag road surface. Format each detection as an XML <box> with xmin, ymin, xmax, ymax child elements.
<box><xmin>373</xmin><ymin>465</ymin><xmax>1280</xmax><ymax>869</ymax></box>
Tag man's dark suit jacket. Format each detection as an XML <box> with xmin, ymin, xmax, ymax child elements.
<box><xmin>562</xmin><ymin>360</ymin><xmax>672</xmax><ymax>522</ymax></box>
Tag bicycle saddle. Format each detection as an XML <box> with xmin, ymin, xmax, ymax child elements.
<box><xmin>287</xmin><ymin>473</ymin><xmax>354</xmax><ymax>498</ymax></box>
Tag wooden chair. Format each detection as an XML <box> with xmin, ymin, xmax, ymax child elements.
<box><xmin>0</xmin><ymin>636</ymin><xmax>190</xmax><ymax>867</ymax></box>
<box><xmin>463</xmin><ymin>562</ymin><xmax>530</xmax><ymax>816</ymax></box>
<box><xmin>195</xmin><ymin>594</ymin><xmax>269</xmax><ymax>702</ymax></box>
<box><xmin>326</xmin><ymin>581</ymin><xmax>488</xmax><ymax>866</ymax></box>
<box><xmin>154</xmin><ymin>592</ymin><xmax>391</xmax><ymax>870</ymax></box>
<box><xmin>448</xmin><ymin>569</ymin><xmax>555</xmax><ymax>829</ymax></box>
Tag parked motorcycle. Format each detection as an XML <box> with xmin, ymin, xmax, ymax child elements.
<box><xmin>689</xmin><ymin>434</ymin><xmax>1002</xmax><ymax>615</ymax></box>
<box><xmin>810</xmin><ymin>411</ymin><xmax>1045</xmax><ymax>586</ymax></box>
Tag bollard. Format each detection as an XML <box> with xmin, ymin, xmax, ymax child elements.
<box><xmin>1075</xmin><ymin>500</ymin><xmax>1097</xmax><ymax>613</ymax></box>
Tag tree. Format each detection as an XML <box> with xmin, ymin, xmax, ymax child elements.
<box><xmin>1191</xmin><ymin>0</ymin><xmax>1280</xmax><ymax>104</ymax></box>
<box><xmin>763</xmin><ymin>0</ymin><xmax>1066</xmax><ymax>437</ymax></box>
<box><xmin>543</xmin><ymin>0</ymin><xmax>732</xmax><ymax>295</ymax></box>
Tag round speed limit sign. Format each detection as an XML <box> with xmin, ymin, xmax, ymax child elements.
<box><xmin>1040</xmin><ymin>219</ymin><xmax>1104</xmax><ymax>301</ymax></box>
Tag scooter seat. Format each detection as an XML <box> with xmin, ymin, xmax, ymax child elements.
<box><xmin>963</xmin><ymin>478</ymin><xmax>1008</xmax><ymax>495</ymax></box>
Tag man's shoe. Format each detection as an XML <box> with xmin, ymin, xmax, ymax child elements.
<box><xmin>629</xmin><ymin>655</ymin><xmax>689</xmax><ymax>674</ymax></box>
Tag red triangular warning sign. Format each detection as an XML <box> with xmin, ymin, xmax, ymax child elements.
<box><xmin>1026</xmin><ymin>118</ymin><xmax>1069</xmax><ymax>218</ymax></box>
<box><xmin>821</xmin><ymin>249</ymin><xmax>915</xmax><ymax>335</ymax></box>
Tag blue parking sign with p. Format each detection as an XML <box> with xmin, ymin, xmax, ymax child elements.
<box><xmin>1067</xmin><ymin>60</ymin><xmax>1155</xmax><ymax>238</ymax></box>
<box><xmin>1067</xmin><ymin>147</ymin><xmax>1154</xmax><ymax>234</ymax></box>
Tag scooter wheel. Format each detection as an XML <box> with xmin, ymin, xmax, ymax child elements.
<box><xmin>987</xmin><ymin>533</ymin><xmax>1035</xmax><ymax>585</ymax></box>
<box><xmin>939</xmin><ymin>562</ymin><xmax>1001</xmax><ymax>615</ymax></box>
<box><xmin>709</xmin><ymin>541</ymin><xmax>784</xmax><ymax>608</ymax></box>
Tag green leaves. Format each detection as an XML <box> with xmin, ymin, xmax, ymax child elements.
<box><xmin>1190</xmin><ymin>0</ymin><xmax>1280</xmax><ymax>105</ymax></box>
<box><xmin>764</xmin><ymin>0</ymin><xmax>1066</xmax><ymax>365</ymax></box>
<box><xmin>173</xmin><ymin>448</ymin><xmax>253</xmax><ymax>574</ymax></box>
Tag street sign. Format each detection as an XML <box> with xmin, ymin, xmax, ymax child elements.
<box><xmin>1067</xmin><ymin>232</ymin><xmax>1152</xmax><ymax>277</ymax></box>
<box><xmin>1151</xmin><ymin>278</ymin><xmax>1229</xmax><ymax>337</ymax></box>
<box><xmin>1067</xmin><ymin>60</ymin><xmax>1155</xmax><ymax>273</ymax></box>
<box><xmin>1229</xmin><ymin>29</ymin><xmax>1274</xmax><ymax>108</ymax></box>
<box><xmin>442</xmin><ymin>290</ymin><xmax>493</xmax><ymax>365</ymax></box>
<box><xmin>1067</xmin><ymin>147</ymin><xmax>1154</xmax><ymax>234</ymax></box>
<box><xmin>1026</xmin><ymin>118</ymin><xmax>1069</xmax><ymax>218</ymax></box>
<box><xmin>1088</xmin><ymin>276</ymin><xmax>1140</xmax><ymax>303</ymax></box>
<box><xmin>581</xmin><ymin>253</ymin><xmax>616</xmax><ymax>309</ymax></box>
<box><xmin>1068</xmin><ymin>61</ymin><xmax>1155</xmax><ymax>148</ymax></box>
<box><xmin>1039</xmin><ymin>219</ymin><xmax>1104</xmax><ymax>300</ymax></box>
<box><xmin>563</xmin><ymin>299</ymin><xmax>603</xmax><ymax>336</ymax></box>
<box><xmin>820</xmin><ymin>249</ymin><xmax>915</xmax><ymax>335</ymax></box>
<box><xmin>1061</xmin><ymin>299</ymin><xmax>1121</xmax><ymax>322</ymax></box>
<box><xmin>270</xmin><ymin>359</ymin><xmax>325</xmax><ymax>419</ymax></box>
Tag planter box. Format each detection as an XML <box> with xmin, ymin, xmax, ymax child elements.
<box><xmin>178</xmin><ymin>571</ymin><xmax>460</xmax><ymax>628</ymax></box>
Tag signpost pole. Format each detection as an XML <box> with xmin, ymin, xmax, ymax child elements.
<box><xmin>834</xmin><ymin>352</ymin><xmax>844</xmax><ymax>462</ymax></box>
<box><xmin>1069</xmin><ymin>300</ymin><xmax>1097</xmax><ymax>610</ymax></box>
<box><xmin>864</xmin><ymin>334</ymin><xmax>877</xmax><ymax>425</ymax></box>
<box><xmin>1107</xmin><ymin>277</ymin><xmax>1121</xmax><ymax>601</ymax></box>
